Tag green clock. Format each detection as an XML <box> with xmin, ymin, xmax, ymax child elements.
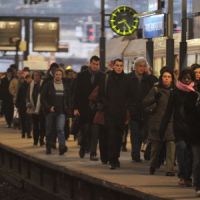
<box><xmin>109</xmin><ymin>6</ymin><xmax>139</xmax><ymax>36</ymax></box>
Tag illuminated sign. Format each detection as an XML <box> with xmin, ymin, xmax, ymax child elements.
<box><xmin>143</xmin><ymin>14</ymin><xmax>165</xmax><ymax>38</ymax></box>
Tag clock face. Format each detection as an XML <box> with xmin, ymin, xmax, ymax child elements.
<box><xmin>109</xmin><ymin>6</ymin><xmax>139</xmax><ymax>36</ymax></box>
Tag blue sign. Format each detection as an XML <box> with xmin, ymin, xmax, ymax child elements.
<box><xmin>143</xmin><ymin>14</ymin><xmax>165</xmax><ymax>38</ymax></box>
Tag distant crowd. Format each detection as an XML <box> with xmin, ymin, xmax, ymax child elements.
<box><xmin>0</xmin><ymin>56</ymin><xmax>200</xmax><ymax>197</ymax></box>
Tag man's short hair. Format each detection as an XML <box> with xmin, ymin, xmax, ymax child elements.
<box><xmin>113</xmin><ymin>58</ymin><xmax>123</xmax><ymax>65</ymax></box>
<box><xmin>23</xmin><ymin>66</ymin><xmax>30</xmax><ymax>72</ymax></box>
<box><xmin>134</xmin><ymin>57</ymin><xmax>148</xmax><ymax>68</ymax></box>
<box><xmin>90</xmin><ymin>55</ymin><xmax>100</xmax><ymax>63</ymax></box>
<box><xmin>49</xmin><ymin>62</ymin><xmax>59</xmax><ymax>70</ymax></box>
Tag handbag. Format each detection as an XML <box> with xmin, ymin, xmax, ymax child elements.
<box><xmin>93</xmin><ymin>111</ymin><xmax>104</xmax><ymax>125</ymax></box>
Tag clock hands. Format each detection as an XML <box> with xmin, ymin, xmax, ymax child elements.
<box><xmin>118</xmin><ymin>19</ymin><xmax>131</xmax><ymax>30</ymax></box>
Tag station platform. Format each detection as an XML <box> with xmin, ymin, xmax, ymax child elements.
<box><xmin>0</xmin><ymin>118</ymin><xmax>198</xmax><ymax>200</ymax></box>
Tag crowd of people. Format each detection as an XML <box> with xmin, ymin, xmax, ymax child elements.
<box><xmin>0</xmin><ymin>56</ymin><xmax>200</xmax><ymax>196</ymax></box>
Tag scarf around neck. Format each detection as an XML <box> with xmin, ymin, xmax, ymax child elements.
<box><xmin>176</xmin><ymin>81</ymin><xmax>195</xmax><ymax>92</ymax></box>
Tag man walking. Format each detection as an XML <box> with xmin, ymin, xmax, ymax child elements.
<box><xmin>73</xmin><ymin>55</ymin><xmax>104</xmax><ymax>160</ymax></box>
<box><xmin>41</xmin><ymin>68</ymin><xmax>69</xmax><ymax>155</ymax></box>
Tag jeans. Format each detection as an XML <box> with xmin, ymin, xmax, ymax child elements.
<box><xmin>46</xmin><ymin>113</ymin><xmax>66</xmax><ymax>150</ymax></box>
<box><xmin>129</xmin><ymin>120</ymin><xmax>143</xmax><ymax>160</ymax></box>
<box><xmin>192</xmin><ymin>145</ymin><xmax>200</xmax><ymax>190</ymax></box>
<box><xmin>176</xmin><ymin>140</ymin><xmax>192</xmax><ymax>180</ymax></box>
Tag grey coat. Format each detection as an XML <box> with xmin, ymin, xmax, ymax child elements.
<box><xmin>143</xmin><ymin>86</ymin><xmax>175</xmax><ymax>142</ymax></box>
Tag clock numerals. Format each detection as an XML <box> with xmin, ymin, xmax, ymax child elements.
<box><xmin>109</xmin><ymin>6</ymin><xmax>139</xmax><ymax>36</ymax></box>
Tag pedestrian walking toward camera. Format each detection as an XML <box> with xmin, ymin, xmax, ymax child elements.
<box><xmin>16</xmin><ymin>74</ymin><xmax>32</xmax><ymax>138</ymax></box>
<box><xmin>0</xmin><ymin>68</ymin><xmax>14</xmax><ymax>128</ymax></box>
<box><xmin>174</xmin><ymin>69</ymin><xmax>194</xmax><ymax>187</ymax></box>
<box><xmin>41</xmin><ymin>68</ymin><xmax>69</xmax><ymax>155</ymax></box>
<box><xmin>128</xmin><ymin>57</ymin><xmax>157</xmax><ymax>162</ymax></box>
<box><xmin>143</xmin><ymin>67</ymin><xmax>175</xmax><ymax>176</ymax></box>
<box><xmin>27</xmin><ymin>71</ymin><xmax>45</xmax><ymax>146</ymax></box>
<box><xmin>98</xmin><ymin>58</ymin><xmax>129</xmax><ymax>169</ymax></box>
<box><xmin>183</xmin><ymin>66</ymin><xmax>200</xmax><ymax>196</ymax></box>
<box><xmin>73</xmin><ymin>56</ymin><xmax>104</xmax><ymax>161</ymax></box>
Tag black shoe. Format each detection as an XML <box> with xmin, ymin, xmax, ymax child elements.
<box><xmin>102</xmin><ymin>161</ymin><xmax>108</xmax><ymax>165</ymax></box>
<box><xmin>40</xmin><ymin>140</ymin><xmax>45</xmax><ymax>146</ymax></box>
<box><xmin>33</xmin><ymin>140</ymin><xmax>38</xmax><ymax>146</ymax></box>
<box><xmin>149</xmin><ymin>167</ymin><xmax>155</xmax><ymax>175</ymax></box>
<box><xmin>27</xmin><ymin>134</ymin><xmax>32</xmax><ymax>139</ymax></box>
<box><xmin>110</xmin><ymin>163</ymin><xmax>117</xmax><ymax>170</ymax></box>
<box><xmin>52</xmin><ymin>143</ymin><xmax>57</xmax><ymax>149</ymax></box>
<box><xmin>133</xmin><ymin>158</ymin><xmax>142</xmax><ymax>162</ymax></box>
<box><xmin>22</xmin><ymin>134</ymin><xmax>25</xmax><ymax>138</ymax></box>
<box><xmin>46</xmin><ymin>148</ymin><xmax>51</xmax><ymax>155</ymax></box>
<box><xmin>116</xmin><ymin>160</ymin><xmax>120</xmax><ymax>168</ymax></box>
<box><xmin>90</xmin><ymin>154</ymin><xmax>99</xmax><ymax>161</ymax></box>
<box><xmin>132</xmin><ymin>154</ymin><xmax>141</xmax><ymax>162</ymax></box>
<box><xmin>79</xmin><ymin>148</ymin><xmax>85</xmax><ymax>158</ymax></box>
<box><xmin>166</xmin><ymin>172</ymin><xmax>175</xmax><ymax>176</ymax></box>
<box><xmin>59</xmin><ymin>146</ymin><xmax>67</xmax><ymax>155</ymax></box>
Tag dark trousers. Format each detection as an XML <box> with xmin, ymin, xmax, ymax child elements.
<box><xmin>19</xmin><ymin>109</ymin><xmax>32</xmax><ymax>136</ymax></box>
<box><xmin>32</xmin><ymin>113</ymin><xmax>45</xmax><ymax>145</ymax></box>
<box><xmin>106</xmin><ymin>119</ymin><xmax>124</xmax><ymax>165</ymax></box>
<box><xmin>192</xmin><ymin>145</ymin><xmax>200</xmax><ymax>190</ymax></box>
<box><xmin>122</xmin><ymin>124</ymin><xmax>129</xmax><ymax>149</ymax></box>
<box><xmin>2</xmin><ymin>101</ymin><xmax>14</xmax><ymax>126</ymax></box>
<box><xmin>99</xmin><ymin>125</ymin><xmax>108</xmax><ymax>162</ymax></box>
<box><xmin>80</xmin><ymin>123</ymin><xmax>99</xmax><ymax>155</ymax></box>
<box><xmin>176</xmin><ymin>140</ymin><xmax>192</xmax><ymax>181</ymax></box>
<box><xmin>130</xmin><ymin>120</ymin><xmax>143</xmax><ymax>160</ymax></box>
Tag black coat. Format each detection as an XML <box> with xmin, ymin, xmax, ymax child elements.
<box><xmin>73</xmin><ymin>69</ymin><xmax>104</xmax><ymax>124</ymax></box>
<box><xmin>184</xmin><ymin>91</ymin><xmax>200</xmax><ymax>145</ymax></box>
<box><xmin>0</xmin><ymin>76</ymin><xmax>13</xmax><ymax>103</ymax></box>
<box><xmin>99</xmin><ymin>71</ymin><xmax>129</xmax><ymax>125</ymax></box>
<box><xmin>173</xmin><ymin>88</ymin><xmax>191</xmax><ymax>143</ymax></box>
<box><xmin>15</xmin><ymin>82</ymin><xmax>29</xmax><ymax>111</ymax></box>
<box><xmin>127</xmin><ymin>71</ymin><xmax>157</xmax><ymax>121</ymax></box>
<box><xmin>41</xmin><ymin>80</ymin><xmax>69</xmax><ymax>115</ymax></box>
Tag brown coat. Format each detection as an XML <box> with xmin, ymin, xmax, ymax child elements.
<box><xmin>143</xmin><ymin>86</ymin><xmax>175</xmax><ymax>142</ymax></box>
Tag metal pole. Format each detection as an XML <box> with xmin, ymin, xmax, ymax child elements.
<box><xmin>15</xmin><ymin>40</ymin><xmax>20</xmax><ymax>69</ymax></box>
<box><xmin>100</xmin><ymin>0</ymin><xmax>106</xmax><ymax>71</ymax></box>
<box><xmin>146</xmin><ymin>38</ymin><xmax>154</xmax><ymax>69</ymax></box>
<box><xmin>24</xmin><ymin>18</ymin><xmax>30</xmax><ymax>60</ymax></box>
<box><xmin>166</xmin><ymin>0</ymin><xmax>174</xmax><ymax>70</ymax></box>
<box><xmin>179</xmin><ymin>0</ymin><xmax>187</xmax><ymax>70</ymax></box>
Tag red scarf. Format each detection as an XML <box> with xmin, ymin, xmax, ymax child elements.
<box><xmin>176</xmin><ymin>81</ymin><xmax>195</xmax><ymax>92</ymax></box>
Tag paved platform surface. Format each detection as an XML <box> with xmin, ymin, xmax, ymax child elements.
<box><xmin>0</xmin><ymin>118</ymin><xmax>199</xmax><ymax>200</ymax></box>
